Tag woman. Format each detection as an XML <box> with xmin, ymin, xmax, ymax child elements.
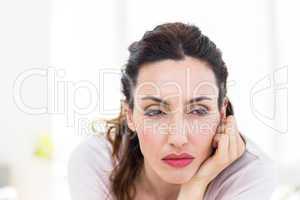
<box><xmin>68</xmin><ymin>22</ymin><xmax>278</xmax><ymax>200</ymax></box>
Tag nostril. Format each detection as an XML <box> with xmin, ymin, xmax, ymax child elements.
<box><xmin>167</xmin><ymin>132</ymin><xmax>188</xmax><ymax>148</ymax></box>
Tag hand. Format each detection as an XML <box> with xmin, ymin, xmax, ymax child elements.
<box><xmin>192</xmin><ymin>115</ymin><xmax>246</xmax><ymax>184</ymax></box>
<box><xmin>178</xmin><ymin>115</ymin><xmax>246</xmax><ymax>199</ymax></box>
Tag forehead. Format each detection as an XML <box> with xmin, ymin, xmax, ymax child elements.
<box><xmin>134</xmin><ymin>56</ymin><xmax>218</xmax><ymax>101</ymax></box>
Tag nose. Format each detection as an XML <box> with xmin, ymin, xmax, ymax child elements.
<box><xmin>167</xmin><ymin>115</ymin><xmax>188</xmax><ymax>148</ymax></box>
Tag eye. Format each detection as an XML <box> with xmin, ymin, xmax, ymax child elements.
<box><xmin>189</xmin><ymin>108</ymin><xmax>208</xmax><ymax>116</ymax></box>
<box><xmin>144</xmin><ymin>109</ymin><xmax>165</xmax><ymax>117</ymax></box>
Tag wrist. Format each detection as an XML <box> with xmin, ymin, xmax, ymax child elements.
<box><xmin>177</xmin><ymin>180</ymin><xmax>209</xmax><ymax>200</ymax></box>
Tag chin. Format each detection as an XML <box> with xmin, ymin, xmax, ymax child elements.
<box><xmin>160</xmin><ymin>172</ymin><xmax>193</xmax><ymax>184</ymax></box>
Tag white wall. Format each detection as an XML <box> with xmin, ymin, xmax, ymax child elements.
<box><xmin>0</xmin><ymin>0</ymin><xmax>52</xmax><ymax>199</ymax></box>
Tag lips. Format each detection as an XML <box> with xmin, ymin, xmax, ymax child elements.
<box><xmin>162</xmin><ymin>153</ymin><xmax>194</xmax><ymax>168</ymax></box>
<box><xmin>162</xmin><ymin>153</ymin><xmax>194</xmax><ymax>160</ymax></box>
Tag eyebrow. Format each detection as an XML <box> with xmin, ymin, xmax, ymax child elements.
<box><xmin>140</xmin><ymin>95</ymin><xmax>212</xmax><ymax>106</ymax></box>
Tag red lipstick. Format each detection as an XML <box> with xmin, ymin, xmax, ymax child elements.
<box><xmin>162</xmin><ymin>153</ymin><xmax>194</xmax><ymax>168</ymax></box>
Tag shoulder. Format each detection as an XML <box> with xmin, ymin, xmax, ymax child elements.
<box><xmin>204</xmin><ymin>134</ymin><xmax>279</xmax><ymax>200</ymax></box>
<box><xmin>68</xmin><ymin>134</ymin><xmax>114</xmax><ymax>171</ymax></box>
<box><xmin>67</xmin><ymin>134</ymin><xmax>114</xmax><ymax>200</ymax></box>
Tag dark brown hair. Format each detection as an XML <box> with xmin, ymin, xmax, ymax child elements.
<box><xmin>104</xmin><ymin>22</ymin><xmax>234</xmax><ymax>200</ymax></box>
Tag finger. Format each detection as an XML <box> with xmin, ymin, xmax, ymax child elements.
<box><xmin>220</xmin><ymin>119</ymin><xmax>226</xmax><ymax>134</ymax></box>
<box><xmin>226</xmin><ymin>116</ymin><xmax>238</xmax><ymax>159</ymax></box>
<box><xmin>216</xmin><ymin>122</ymin><xmax>222</xmax><ymax>135</ymax></box>
<box><xmin>236</xmin><ymin>132</ymin><xmax>246</xmax><ymax>157</ymax></box>
<box><xmin>214</xmin><ymin>133</ymin><xmax>229</xmax><ymax>163</ymax></box>
<box><xmin>212</xmin><ymin>133</ymin><xmax>221</xmax><ymax>148</ymax></box>
<box><xmin>212</xmin><ymin>124</ymin><xmax>222</xmax><ymax>148</ymax></box>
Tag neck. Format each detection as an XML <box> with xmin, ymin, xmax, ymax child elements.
<box><xmin>136</xmin><ymin>160</ymin><xmax>181</xmax><ymax>200</ymax></box>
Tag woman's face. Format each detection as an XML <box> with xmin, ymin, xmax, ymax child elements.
<box><xmin>126</xmin><ymin>56</ymin><xmax>226</xmax><ymax>184</ymax></box>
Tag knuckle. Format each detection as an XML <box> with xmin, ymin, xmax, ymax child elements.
<box><xmin>238</xmin><ymin>146</ymin><xmax>246</xmax><ymax>157</ymax></box>
<box><xmin>228</xmin><ymin>154</ymin><xmax>235</xmax><ymax>162</ymax></box>
<box><xmin>222</xmin><ymin>134</ymin><xmax>229</xmax><ymax>140</ymax></box>
<box><xmin>217</xmin><ymin>159</ymin><xmax>227</xmax><ymax>167</ymax></box>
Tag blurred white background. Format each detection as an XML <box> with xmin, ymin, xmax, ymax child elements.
<box><xmin>0</xmin><ymin>0</ymin><xmax>298</xmax><ymax>199</ymax></box>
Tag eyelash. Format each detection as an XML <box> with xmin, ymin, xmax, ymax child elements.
<box><xmin>144</xmin><ymin>108</ymin><xmax>208</xmax><ymax>117</ymax></box>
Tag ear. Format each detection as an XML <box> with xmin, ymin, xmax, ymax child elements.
<box><xmin>122</xmin><ymin>101</ymin><xmax>136</xmax><ymax>132</ymax></box>
<box><xmin>220</xmin><ymin>97</ymin><xmax>229</xmax><ymax>121</ymax></box>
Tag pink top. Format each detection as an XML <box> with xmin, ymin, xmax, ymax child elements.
<box><xmin>68</xmin><ymin>133</ymin><xmax>279</xmax><ymax>200</ymax></box>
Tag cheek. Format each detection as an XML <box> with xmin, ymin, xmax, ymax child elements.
<box><xmin>187</xmin><ymin>131</ymin><xmax>215</xmax><ymax>165</ymax></box>
<box><xmin>188</xmin><ymin>116</ymin><xmax>220</xmax><ymax>158</ymax></box>
<box><xmin>133</xmin><ymin>113</ymin><xmax>165</xmax><ymax>159</ymax></box>
<box><xmin>191</xmin><ymin>133</ymin><xmax>213</xmax><ymax>152</ymax></box>
<box><xmin>188</xmin><ymin>114</ymin><xmax>220</xmax><ymax>136</ymax></box>
<box><xmin>136</xmin><ymin>125</ymin><xmax>165</xmax><ymax>159</ymax></box>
